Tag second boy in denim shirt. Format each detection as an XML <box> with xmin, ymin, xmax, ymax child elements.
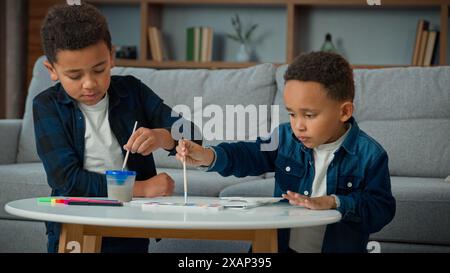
<box><xmin>175</xmin><ymin>52</ymin><xmax>396</xmax><ymax>252</ymax></box>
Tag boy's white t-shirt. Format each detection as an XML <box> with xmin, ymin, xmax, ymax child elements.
<box><xmin>289</xmin><ymin>125</ymin><xmax>351</xmax><ymax>253</ymax></box>
<box><xmin>78</xmin><ymin>93</ymin><xmax>124</xmax><ymax>174</ymax></box>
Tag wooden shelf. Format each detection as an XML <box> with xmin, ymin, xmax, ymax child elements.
<box><xmin>115</xmin><ymin>59</ymin><xmax>261</xmax><ymax>69</ymax></box>
<box><xmin>288</xmin><ymin>0</ymin><xmax>450</xmax><ymax>6</ymax></box>
<box><xmin>88</xmin><ymin>0</ymin><xmax>141</xmax><ymax>4</ymax></box>
<box><xmin>287</xmin><ymin>1</ymin><xmax>449</xmax><ymax>65</ymax></box>
<box><xmin>30</xmin><ymin>0</ymin><xmax>448</xmax><ymax>72</ymax></box>
<box><xmin>144</xmin><ymin>0</ymin><xmax>286</xmax><ymax>4</ymax></box>
<box><xmin>115</xmin><ymin>59</ymin><xmax>433</xmax><ymax>69</ymax></box>
<box><xmin>90</xmin><ymin>0</ymin><xmax>450</xmax><ymax>4</ymax></box>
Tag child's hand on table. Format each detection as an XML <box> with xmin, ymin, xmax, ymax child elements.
<box><xmin>282</xmin><ymin>190</ymin><xmax>337</xmax><ymax>210</ymax></box>
<box><xmin>134</xmin><ymin>173</ymin><xmax>175</xmax><ymax>197</ymax></box>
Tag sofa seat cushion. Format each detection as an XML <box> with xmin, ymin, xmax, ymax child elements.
<box><xmin>156</xmin><ymin>168</ymin><xmax>261</xmax><ymax>197</ymax></box>
<box><xmin>371</xmin><ymin>176</ymin><xmax>450</xmax><ymax>245</ymax></box>
<box><xmin>0</xmin><ymin>163</ymin><xmax>50</xmax><ymax>220</ymax></box>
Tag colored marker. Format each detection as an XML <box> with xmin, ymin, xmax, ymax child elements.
<box><xmin>37</xmin><ymin>197</ymin><xmax>53</xmax><ymax>203</ymax></box>
<box><xmin>67</xmin><ymin>200</ymin><xmax>123</xmax><ymax>206</ymax></box>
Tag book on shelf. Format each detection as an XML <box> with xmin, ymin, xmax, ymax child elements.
<box><xmin>148</xmin><ymin>26</ymin><xmax>166</xmax><ymax>62</ymax></box>
<box><xmin>186</xmin><ymin>27</ymin><xmax>194</xmax><ymax>61</ymax></box>
<box><xmin>186</xmin><ymin>26</ymin><xmax>213</xmax><ymax>62</ymax></box>
<box><xmin>411</xmin><ymin>19</ymin><xmax>429</xmax><ymax>66</ymax></box>
<box><xmin>423</xmin><ymin>30</ymin><xmax>438</xmax><ymax>66</ymax></box>
<box><xmin>417</xmin><ymin>29</ymin><xmax>429</xmax><ymax>66</ymax></box>
<box><xmin>194</xmin><ymin>27</ymin><xmax>201</xmax><ymax>62</ymax></box>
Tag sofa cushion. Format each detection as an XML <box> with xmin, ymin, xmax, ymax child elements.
<box><xmin>149</xmin><ymin>64</ymin><xmax>276</xmax><ymax>168</ymax></box>
<box><xmin>116</xmin><ymin>64</ymin><xmax>277</xmax><ymax>169</ymax></box>
<box><xmin>373</xmin><ymin>241</ymin><xmax>450</xmax><ymax>253</ymax></box>
<box><xmin>0</xmin><ymin>120</ymin><xmax>22</xmax><ymax>164</ymax></box>
<box><xmin>0</xmin><ymin>219</ymin><xmax>47</xmax><ymax>253</ymax></box>
<box><xmin>359</xmin><ymin>119</ymin><xmax>450</xmax><ymax>178</ymax></box>
<box><xmin>274</xmin><ymin>64</ymin><xmax>289</xmax><ymax>125</ymax></box>
<box><xmin>17</xmin><ymin>56</ymin><xmax>55</xmax><ymax>163</ymax></box>
<box><xmin>371</xmin><ymin>176</ymin><xmax>450</xmax><ymax>245</ymax></box>
<box><xmin>0</xmin><ymin>163</ymin><xmax>50</xmax><ymax>220</ymax></box>
<box><xmin>352</xmin><ymin>67</ymin><xmax>450</xmax><ymax>122</ymax></box>
<box><xmin>354</xmin><ymin>67</ymin><xmax>450</xmax><ymax>178</ymax></box>
<box><xmin>156</xmin><ymin>168</ymin><xmax>260</xmax><ymax>197</ymax></box>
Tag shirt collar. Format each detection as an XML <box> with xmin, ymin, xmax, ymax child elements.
<box><xmin>340</xmin><ymin>116</ymin><xmax>359</xmax><ymax>156</ymax></box>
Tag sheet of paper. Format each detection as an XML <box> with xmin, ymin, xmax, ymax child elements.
<box><xmin>219</xmin><ymin>197</ymin><xmax>283</xmax><ymax>209</ymax></box>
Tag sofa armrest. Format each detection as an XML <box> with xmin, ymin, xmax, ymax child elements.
<box><xmin>0</xmin><ymin>119</ymin><xmax>22</xmax><ymax>164</ymax></box>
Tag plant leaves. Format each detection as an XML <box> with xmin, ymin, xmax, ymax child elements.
<box><xmin>245</xmin><ymin>24</ymin><xmax>258</xmax><ymax>41</ymax></box>
<box><xmin>226</xmin><ymin>33</ymin><xmax>240</xmax><ymax>42</ymax></box>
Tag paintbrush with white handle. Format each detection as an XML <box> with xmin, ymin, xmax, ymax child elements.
<box><xmin>122</xmin><ymin>121</ymin><xmax>138</xmax><ymax>171</ymax></box>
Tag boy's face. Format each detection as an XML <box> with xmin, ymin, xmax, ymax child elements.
<box><xmin>44</xmin><ymin>41</ymin><xmax>114</xmax><ymax>106</ymax></box>
<box><xmin>284</xmin><ymin>80</ymin><xmax>353</xmax><ymax>149</ymax></box>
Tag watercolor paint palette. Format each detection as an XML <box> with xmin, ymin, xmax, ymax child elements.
<box><xmin>141</xmin><ymin>201</ymin><xmax>224</xmax><ymax>212</ymax></box>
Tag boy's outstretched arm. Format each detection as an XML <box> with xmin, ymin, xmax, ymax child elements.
<box><xmin>176</xmin><ymin>136</ymin><xmax>278</xmax><ymax>178</ymax></box>
<box><xmin>176</xmin><ymin>139</ymin><xmax>215</xmax><ymax>167</ymax></box>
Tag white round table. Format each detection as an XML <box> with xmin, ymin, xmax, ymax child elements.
<box><xmin>5</xmin><ymin>196</ymin><xmax>341</xmax><ymax>253</ymax></box>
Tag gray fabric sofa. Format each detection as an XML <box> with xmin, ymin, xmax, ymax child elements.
<box><xmin>1</xmin><ymin>56</ymin><xmax>449</xmax><ymax>253</ymax></box>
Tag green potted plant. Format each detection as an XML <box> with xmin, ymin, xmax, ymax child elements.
<box><xmin>226</xmin><ymin>14</ymin><xmax>258</xmax><ymax>62</ymax></box>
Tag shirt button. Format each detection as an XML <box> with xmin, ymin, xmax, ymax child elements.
<box><xmin>347</xmin><ymin>182</ymin><xmax>353</xmax><ymax>188</ymax></box>
<box><xmin>304</xmin><ymin>190</ymin><xmax>309</xmax><ymax>196</ymax></box>
<box><xmin>285</xmin><ymin>166</ymin><xmax>291</xmax><ymax>172</ymax></box>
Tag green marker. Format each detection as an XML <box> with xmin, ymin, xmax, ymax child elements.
<box><xmin>37</xmin><ymin>197</ymin><xmax>53</xmax><ymax>203</ymax></box>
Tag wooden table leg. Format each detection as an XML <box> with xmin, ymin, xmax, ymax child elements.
<box><xmin>252</xmin><ymin>229</ymin><xmax>278</xmax><ymax>253</ymax></box>
<box><xmin>58</xmin><ymin>224</ymin><xmax>84</xmax><ymax>253</ymax></box>
<box><xmin>83</xmin><ymin>235</ymin><xmax>102</xmax><ymax>253</ymax></box>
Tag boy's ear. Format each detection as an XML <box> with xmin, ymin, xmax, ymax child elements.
<box><xmin>339</xmin><ymin>101</ymin><xmax>354</xmax><ymax>123</ymax></box>
<box><xmin>43</xmin><ymin>60</ymin><xmax>59</xmax><ymax>82</ymax></box>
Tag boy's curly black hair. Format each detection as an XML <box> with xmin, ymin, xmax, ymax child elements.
<box><xmin>40</xmin><ymin>3</ymin><xmax>112</xmax><ymax>64</ymax></box>
<box><xmin>284</xmin><ymin>52</ymin><xmax>355</xmax><ymax>102</ymax></box>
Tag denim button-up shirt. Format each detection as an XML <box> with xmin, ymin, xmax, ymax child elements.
<box><xmin>209</xmin><ymin>117</ymin><xmax>396</xmax><ymax>252</ymax></box>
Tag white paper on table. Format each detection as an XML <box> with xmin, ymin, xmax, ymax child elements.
<box><xmin>219</xmin><ymin>197</ymin><xmax>283</xmax><ymax>209</ymax></box>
